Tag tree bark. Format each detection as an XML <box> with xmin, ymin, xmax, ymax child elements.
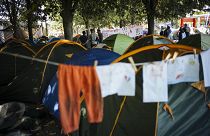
<box><xmin>84</xmin><ymin>18</ymin><xmax>89</xmax><ymax>36</ymax></box>
<box><xmin>61</xmin><ymin>0</ymin><xmax>75</xmax><ymax>40</ymax></box>
<box><xmin>26</xmin><ymin>0</ymin><xmax>33</xmax><ymax>41</ymax></box>
<box><xmin>147</xmin><ymin>12</ymin><xmax>155</xmax><ymax>34</ymax></box>
<box><xmin>142</xmin><ymin>0</ymin><xmax>158</xmax><ymax>35</ymax></box>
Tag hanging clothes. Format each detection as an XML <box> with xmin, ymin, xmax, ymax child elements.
<box><xmin>96</xmin><ymin>63</ymin><xmax>136</xmax><ymax>97</ymax></box>
<box><xmin>201</xmin><ymin>49</ymin><xmax>210</xmax><ymax>87</ymax></box>
<box><xmin>143</xmin><ymin>61</ymin><xmax>168</xmax><ymax>103</ymax></box>
<box><xmin>58</xmin><ymin>64</ymin><xmax>103</xmax><ymax>134</ymax></box>
<box><xmin>167</xmin><ymin>54</ymin><xmax>200</xmax><ymax>84</ymax></box>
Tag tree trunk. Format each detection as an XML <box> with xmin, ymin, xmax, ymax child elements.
<box><xmin>143</xmin><ymin>0</ymin><xmax>158</xmax><ymax>35</ymax></box>
<box><xmin>147</xmin><ymin>12</ymin><xmax>155</xmax><ymax>34</ymax></box>
<box><xmin>120</xmin><ymin>19</ymin><xmax>123</xmax><ymax>28</ymax></box>
<box><xmin>61</xmin><ymin>0</ymin><xmax>74</xmax><ymax>40</ymax></box>
<box><xmin>131</xmin><ymin>15</ymin><xmax>135</xmax><ymax>25</ymax></box>
<box><xmin>11</xmin><ymin>0</ymin><xmax>18</xmax><ymax>38</ymax></box>
<box><xmin>84</xmin><ymin>19</ymin><xmax>89</xmax><ymax>36</ymax></box>
<box><xmin>26</xmin><ymin>0</ymin><xmax>33</xmax><ymax>41</ymax></box>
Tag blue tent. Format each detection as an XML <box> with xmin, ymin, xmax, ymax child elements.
<box><xmin>48</xmin><ymin>37</ymin><xmax>61</xmax><ymax>43</ymax></box>
<box><xmin>42</xmin><ymin>48</ymin><xmax>120</xmax><ymax>118</ymax></box>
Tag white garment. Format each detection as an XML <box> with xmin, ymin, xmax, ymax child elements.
<box><xmin>96</xmin><ymin>63</ymin><xmax>135</xmax><ymax>97</ymax></box>
<box><xmin>167</xmin><ymin>54</ymin><xmax>200</xmax><ymax>84</ymax></box>
<box><xmin>143</xmin><ymin>61</ymin><xmax>168</xmax><ymax>103</ymax></box>
<box><xmin>201</xmin><ymin>49</ymin><xmax>210</xmax><ymax>87</ymax></box>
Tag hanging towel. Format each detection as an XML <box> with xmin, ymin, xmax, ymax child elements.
<box><xmin>201</xmin><ymin>49</ymin><xmax>210</xmax><ymax>87</ymax></box>
<box><xmin>58</xmin><ymin>64</ymin><xmax>103</xmax><ymax>134</ymax></box>
<box><xmin>96</xmin><ymin>63</ymin><xmax>135</xmax><ymax>97</ymax></box>
<box><xmin>167</xmin><ymin>54</ymin><xmax>200</xmax><ymax>84</ymax></box>
<box><xmin>143</xmin><ymin>61</ymin><xmax>168</xmax><ymax>103</ymax></box>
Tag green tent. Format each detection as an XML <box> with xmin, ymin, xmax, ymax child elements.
<box><xmin>103</xmin><ymin>34</ymin><xmax>134</xmax><ymax>54</ymax></box>
<box><xmin>124</xmin><ymin>35</ymin><xmax>173</xmax><ymax>54</ymax></box>
<box><xmin>178</xmin><ymin>34</ymin><xmax>210</xmax><ymax>50</ymax></box>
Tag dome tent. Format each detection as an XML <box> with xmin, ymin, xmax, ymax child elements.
<box><xmin>69</xmin><ymin>44</ymin><xmax>210</xmax><ymax>136</ymax></box>
<box><xmin>0</xmin><ymin>40</ymin><xmax>86</xmax><ymax>104</ymax></box>
<box><xmin>103</xmin><ymin>34</ymin><xmax>134</xmax><ymax>54</ymax></box>
<box><xmin>124</xmin><ymin>34</ymin><xmax>173</xmax><ymax>53</ymax></box>
<box><xmin>43</xmin><ymin>48</ymin><xmax>120</xmax><ymax>119</ymax></box>
<box><xmin>0</xmin><ymin>39</ymin><xmax>35</xmax><ymax>86</ymax></box>
<box><xmin>178</xmin><ymin>34</ymin><xmax>210</xmax><ymax>50</ymax></box>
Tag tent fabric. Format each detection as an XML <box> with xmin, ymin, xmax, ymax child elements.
<box><xmin>0</xmin><ymin>40</ymin><xmax>86</xmax><ymax>104</ymax></box>
<box><xmin>158</xmin><ymin>83</ymin><xmax>210</xmax><ymax>136</ymax></box>
<box><xmin>48</xmin><ymin>37</ymin><xmax>61</xmax><ymax>43</ymax></box>
<box><xmin>69</xmin><ymin>44</ymin><xmax>209</xmax><ymax>136</ymax></box>
<box><xmin>178</xmin><ymin>34</ymin><xmax>210</xmax><ymax>50</ymax></box>
<box><xmin>42</xmin><ymin>48</ymin><xmax>120</xmax><ymax>119</ymax></box>
<box><xmin>0</xmin><ymin>40</ymin><xmax>35</xmax><ymax>86</ymax></box>
<box><xmin>103</xmin><ymin>34</ymin><xmax>134</xmax><ymax>55</ymax></box>
<box><xmin>124</xmin><ymin>35</ymin><xmax>173</xmax><ymax>54</ymax></box>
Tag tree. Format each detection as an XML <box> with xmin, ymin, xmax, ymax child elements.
<box><xmin>60</xmin><ymin>0</ymin><xmax>80</xmax><ymax>40</ymax></box>
<box><xmin>141</xmin><ymin>0</ymin><xmax>210</xmax><ymax>35</ymax></box>
<box><xmin>0</xmin><ymin>0</ymin><xmax>24</xmax><ymax>38</ymax></box>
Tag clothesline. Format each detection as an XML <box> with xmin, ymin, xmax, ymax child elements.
<box><xmin>0</xmin><ymin>51</ymin><xmax>60</xmax><ymax>66</ymax></box>
<box><xmin>0</xmin><ymin>50</ymin><xmax>198</xmax><ymax>68</ymax></box>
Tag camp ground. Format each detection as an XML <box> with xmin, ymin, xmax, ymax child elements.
<box><xmin>0</xmin><ymin>37</ymin><xmax>210</xmax><ymax>136</ymax></box>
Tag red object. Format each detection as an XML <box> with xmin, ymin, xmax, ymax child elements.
<box><xmin>180</xmin><ymin>18</ymin><xmax>196</xmax><ymax>27</ymax></box>
<box><xmin>58</xmin><ymin>64</ymin><xmax>103</xmax><ymax>134</ymax></box>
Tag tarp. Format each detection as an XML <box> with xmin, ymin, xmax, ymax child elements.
<box><xmin>0</xmin><ymin>40</ymin><xmax>86</xmax><ymax>104</ymax></box>
<box><xmin>103</xmin><ymin>34</ymin><xmax>134</xmax><ymax>54</ymax></box>
<box><xmin>43</xmin><ymin>48</ymin><xmax>120</xmax><ymax>119</ymax></box>
<box><xmin>178</xmin><ymin>34</ymin><xmax>210</xmax><ymax>50</ymax></box>
<box><xmin>124</xmin><ymin>35</ymin><xmax>173</xmax><ymax>53</ymax></box>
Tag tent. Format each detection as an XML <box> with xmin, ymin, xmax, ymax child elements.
<box><xmin>65</xmin><ymin>44</ymin><xmax>209</xmax><ymax>136</ymax></box>
<box><xmin>103</xmin><ymin>34</ymin><xmax>134</xmax><ymax>54</ymax></box>
<box><xmin>178</xmin><ymin>34</ymin><xmax>210</xmax><ymax>50</ymax></box>
<box><xmin>0</xmin><ymin>39</ymin><xmax>35</xmax><ymax>86</ymax></box>
<box><xmin>42</xmin><ymin>48</ymin><xmax>120</xmax><ymax>119</ymax></box>
<box><xmin>124</xmin><ymin>34</ymin><xmax>173</xmax><ymax>53</ymax></box>
<box><xmin>0</xmin><ymin>40</ymin><xmax>86</xmax><ymax>104</ymax></box>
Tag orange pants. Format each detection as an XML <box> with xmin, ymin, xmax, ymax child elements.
<box><xmin>58</xmin><ymin>64</ymin><xmax>103</xmax><ymax>134</ymax></box>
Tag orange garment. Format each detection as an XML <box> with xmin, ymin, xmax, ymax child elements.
<box><xmin>58</xmin><ymin>64</ymin><xmax>103</xmax><ymax>134</ymax></box>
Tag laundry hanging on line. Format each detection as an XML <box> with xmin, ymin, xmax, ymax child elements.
<box><xmin>201</xmin><ymin>49</ymin><xmax>210</xmax><ymax>87</ymax></box>
<box><xmin>167</xmin><ymin>54</ymin><xmax>200</xmax><ymax>84</ymax></box>
<box><xmin>57</xmin><ymin>63</ymin><xmax>136</xmax><ymax>134</ymax></box>
<box><xmin>143</xmin><ymin>61</ymin><xmax>168</xmax><ymax>103</ymax></box>
<box><xmin>96</xmin><ymin>62</ymin><xmax>136</xmax><ymax>97</ymax></box>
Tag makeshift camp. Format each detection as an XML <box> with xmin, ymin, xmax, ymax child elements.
<box><xmin>0</xmin><ymin>40</ymin><xmax>86</xmax><ymax>104</ymax></box>
<box><xmin>178</xmin><ymin>34</ymin><xmax>210</xmax><ymax>50</ymax></box>
<box><xmin>43</xmin><ymin>48</ymin><xmax>120</xmax><ymax>119</ymax></box>
<box><xmin>124</xmin><ymin>34</ymin><xmax>173</xmax><ymax>53</ymax></box>
<box><xmin>61</xmin><ymin>44</ymin><xmax>210</xmax><ymax>136</ymax></box>
<box><xmin>0</xmin><ymin>39</ymin><xmax>35</xmax><ymax>86</ymax></box>
<box><xmin>103</xmin><ymin>34</ymin><xmax>134</xmax><ymax>54</ymax></box>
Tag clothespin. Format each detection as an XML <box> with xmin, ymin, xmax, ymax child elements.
<box><xmin>94</xmin><ymin>60</ymin><xmax>98</xmax><ymax>66</ymax></box>
<box><xmin>207</xmin><ymin>103</ymin><xmax>210</xmax><ymax>109</ymax></box>
<box><xmin>164</xmin><ymin>53</ymin><xmax>171</xmax><ymax>62</ymax></box>
<box><xmin>163</xmin><ymin>104</ymin><xmax>174</xmax><ymax>120</ymax></box>
<box><xmin>128</xmin><ymin>57</ymin><xmax>138</xmax><ymax>72</ymax></box>
<box><xmin>171</xmin><ymin>51</ymin><xmax>179</xmax><ymax>63</ymax></box>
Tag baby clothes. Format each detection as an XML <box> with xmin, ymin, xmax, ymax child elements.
<box><xmin>58</xmin><ymin>64</ymin><xmax>103</xmax><ymax>134</ymax></box>
<box><xmin>167</xmin><ymin>54</ymin><xmax>200</xmax><ymax>84</ymax></box>
<box><xmin>96</xmin><ymin>63</ymin><xmax>135</xmax><ymax>97</ymax></box>
<box><xmin>143</xmin><ymin>61</ymin><xmax>168</xmax><ymax>102</ymax></box>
